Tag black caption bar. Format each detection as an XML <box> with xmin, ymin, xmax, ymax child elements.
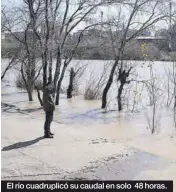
<box><xmin>1</xmin><ymin>180</ymin><xmax>173</xmax><ymax>192</ymax></box>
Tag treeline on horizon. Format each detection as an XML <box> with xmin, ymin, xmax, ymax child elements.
<box><xmin>1</xmin><ymin>42</ymin><xmax>172</xmax><ymax>61</ymax></box>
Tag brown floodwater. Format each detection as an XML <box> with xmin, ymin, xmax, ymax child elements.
<box><xmin>1</xmin><ymin>59</ymin><xmax>176</xmax><ymax>185</ymax></box>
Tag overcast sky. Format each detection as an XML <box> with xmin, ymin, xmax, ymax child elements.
<box><xmin>2</xmin><ymin>0</ymin><xmax>175</xmax><ymax>33</ymax></box>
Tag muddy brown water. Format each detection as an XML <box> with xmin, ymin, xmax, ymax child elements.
<box><xmin>1</xmin><ymin>59</ymin><xmax>176</xmax><ymax>187</ymax></box>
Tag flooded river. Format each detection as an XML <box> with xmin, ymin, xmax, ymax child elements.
<box><xmin>1</xmin><ymin>59</ymin><xmax>176</xmax><ymax>186</ymax></box>
<box><xmin>2</xmin><ymin>59</ymin><xmax>176</xmax><ymax>134</ymax></box>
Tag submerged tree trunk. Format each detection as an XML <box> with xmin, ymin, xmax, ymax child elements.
<box><xmin>117</xmin><ymin>66</ymin><xmax>132</xmax><ymax>111</ymax></box>
<box><xmin>27</xmin><ymin>91</ymin><xmax>33</xmax><ymax>101</ymax></box>
<box><xmin>25</xmin><ymin>70</ymin><xmax>35</xmax><ymax>102</ymax></box>
<box><xmin>26</xmin><ymin>86</ymin><xmax>34</xmax><ymax>101</ymax></box>
<box><xmin>34</xmin><ymin>84</ymin><xmax>43</xmax><ymax>106</ymax></box>
<box><xmin>55</xmin><ymin>81</ymin><xmax>61</xmax><ymax>105</ymax></box>
<box><xmin>67</xmin><ymin>68</ymin><xmax>75</xmax><ymax>99</ymax></box>
<box><xmin>101</xmin><ymin>59</ymin><xmax>119</xmax><ymax>109</ymax></box>
<box><xmin>117</xmin><ymin>83</ymin><xmax>124</xmax><ymax>111</ymax></box>
<box><xmin>21</xmin><ymin>63</ymin><xmax>34</xmax><ymax>101</ymax></box>
<box><xmin>55</xmin><ymin>64</ymin><xmax>67</xmax><ymax>105</ymax></box>
<box><xmin>101</xmin><ymin>77</ymin><xmax>113</xmax><ymax>109</ymax></box>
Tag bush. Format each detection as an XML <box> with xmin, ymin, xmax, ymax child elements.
<box><xmin>16</xmin><ymin>73</ymin><xmax>43</xmax><ymax>90</ymax></box>
<box><xmin>84</xmin><ymin>81</ymin><xmax>101</xmax><ymax>100</ymax></box>
<box><xmin>84</xmin><ymin>64</ymin><xmax>109</xmax><ymax>100</ymax></box>
<box><xmin>16</xmin><ymin>74</ymin><xmax>25</xmax><ymax>89</ymax></box>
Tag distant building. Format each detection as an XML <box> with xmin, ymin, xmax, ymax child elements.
<box><xmin>135</xmin><ymin>35</ymin><xmax>166</xmax><ymax>41</ymax></box>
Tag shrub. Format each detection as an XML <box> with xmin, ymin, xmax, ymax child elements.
<box><xmin>84</xmin><ymin>63</ymin><xmax>109</xmax><ymax>100</ymax></box>
<box><xmin>16</xmin><ymin>73</ymin><xmax>43</xmax><ymax>90</ymax></box>
<box><xmin>84</xmin><ymin>80</ymin><xmax>101</xmax><ymax>100</ymax></box>
<box><xmin>16</xmin><ymin>74</ymin><xmax>25</xmax><ymax>89</ymax></box>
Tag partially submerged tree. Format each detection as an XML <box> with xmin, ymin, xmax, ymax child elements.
<box><xmin>101</xmin><ymin>0</ymin><xmax>174</xmax><ymax>110</ymax></box>
<box><xmin>1</xmin><ymin>7</ymin><xmax>21</xmax><ymax>80</ymax></box>
<box><xmin>67</xmin><ymin>67</ymin><xmax>76</xmax><ymax>98</ymax></box>
<box><xmin>24</xmin><ymin>0</ymin><xmax>113</xmax><ymax>106</ymax></box>
<box><xmin>116</xmin><ymin>64</ymin><xmax>132</xmax><ymax>111</ymax></box>
<box><xmin>1</xmin><ymin>49</ymin><xmax>20</xmax><ymax>80</ymax></box>
<box><xmin>2</xmin><ymin>3</ymin><xmax>42</xmax><ymax>101</ymax></box>
<box><xmin>67</xmin><ymin>62</ymin><xmax>87</xmax><ymax>98</ymax></box>
<box><xmin>145</xmin><ymin>61</ymin><xmax>163</xmax><ymax>134</ymax></box>
<box><xmin>164</xmin><ymin>55</ymin><xmax>176</xmax><ymax>129</ymax></box>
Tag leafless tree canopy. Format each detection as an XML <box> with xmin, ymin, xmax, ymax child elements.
<box><xmin>101</xmin><ymin>0</ymin><xmax>176</xmax><ymax>110</ymax></box>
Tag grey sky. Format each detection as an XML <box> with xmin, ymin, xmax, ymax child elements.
<box><xmin>2</xmin><ymin>0</ymin><xmax>175</xmax><ymax>33</ymax></box>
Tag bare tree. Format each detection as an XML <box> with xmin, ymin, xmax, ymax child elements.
<box><xmin>1</xmin><ymin>49</ymin><xmax>20</xmax><ymax>80</ymax></box>
<box><xmin>145</xmin><ymin>62</ymin><xmax>163</xmax><ymax>134</ymax></box>
<box><xmin>1</xmin><ymin>7</ymin><xmax>21</xmax><ymax>80</ymax></box>
<box><xmin>116</xmin><ymin>62</ymin><xmax>133</xmax><ymax>111</ymax></box>
<box><xmin>164</xmin><ymin>55</ymin><xmax>176</xmax><ymax>129</ymax></box>
<box><xmin>24</xmin><ymin>0</ymin><xmax>113</xmax><ymax>106</ymax></box>
<box><xmin>67</xmin><ymin>62</ymin><xmax>87</xmax><ymax>98</ymax></box>
<box><xmin>101</xmin><ymin>0</ymin><xmax>174</xmax><ymax>110</ymax></box>
<box><xmin>2</xmin><ymin>3</ymin><xmax>42</xmax><ymax>102</ymax></box>
<box><xmin>121</xmin><ymin>69</ymin><xmax>145</xmax><ymax>113</ymax></box>
<box><xmin>67</xmin><ymin>67</ymin><xmax>76</xmax><ymax>98</ymax></box>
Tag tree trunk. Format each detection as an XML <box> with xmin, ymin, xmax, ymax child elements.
<box><xmin>35</xmin><ymin>85</ymin><xmax>43</xmax><ymax>106</ymax></box>
<box><xmin>21</xmin><ymin>65</ymin><xmax>34</xmax><ymax>101</ymax></box>
<box><xmin>101</xmin><ymin>77</ymin><xmax>113</xmax><ymax>109</ymax></box>
<box><xmin>117</xmin><ymin>82</ymin><xmax>124</xmax><ymax>111</ymax></box>
<box><xmin>67</xmin><ymin>85</ymin><xmax>72</xmax><ymax>99</ymax></box>
<box><xmin>55</xmin><ymin>81</ymin><xmax>61</xmax><ymax>105</ymax></box>
<box><xmin>101</xmin><ymin>59</ymin><xmax>119</xmax><ymax>109</ymax></box>
<box><xmin>27</xmin><ymin>87</ymin><xmax>33</xmax><ymax>101</ymax></box>
<box><xmin>55</xmin><ymin>64</ymin><xmax>67</xmax><ymax>105</ymax></box>
<box><xmin>67</xmin><ymin>68</ymin><xmax>75</xmax><ymax>99</ymax></box>
<box><xmin>54</xmin><ymin>50</ymin><xmax>62</xmax><ymax>88</ymax></box>
<box><xmin>152</xmin><ymin>103</ymin><xmax>156</xmax><ymax>134</ymax></box>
